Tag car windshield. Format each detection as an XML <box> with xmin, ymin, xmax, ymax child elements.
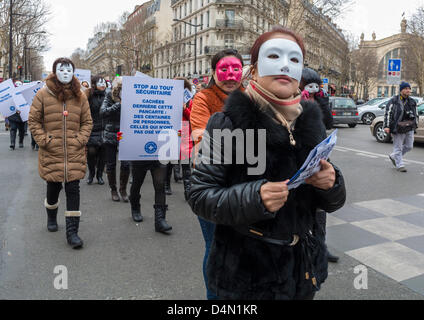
<box><xmin>367</xmin><ymin>98</ymin><xmax>384</xmax><ymax>106</ymax></box>
<box><xmin>334</xmin><ymin>99</ymin><xmax>356</xmax><ymax>108</ymax></box>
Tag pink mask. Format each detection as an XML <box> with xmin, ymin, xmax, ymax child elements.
<box><xmin>216</xmin><ymin>57</ymin><xmax>243</xmax><ymax>83</ymax></box>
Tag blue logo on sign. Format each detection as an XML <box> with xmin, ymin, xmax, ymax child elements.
<box><xmin>322</xmin><ymin>78</ymin><xmax>329</xmax><ymax>84</ymax></box>
<box><xmin>388</xmin><ymin>59</ymin><xmax>402</xmax><ymax>72</ymax></box>
<box><xmin>145</xmin><ymin>142</ymin><xmax>158</xmax><ymax>154</ymax></box>
<box><xmin>10</xmin><ymin>106</ymin><xmax>15</xmax><ymax>112</ymax></box>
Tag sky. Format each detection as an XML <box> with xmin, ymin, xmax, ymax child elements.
<box><xmin>41</xmin><ymin>0</ymin><xmax>424</xmax><ymax>72</ymax></box>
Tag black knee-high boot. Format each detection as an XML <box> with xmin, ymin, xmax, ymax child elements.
<box><xmin>45</xmin><ymin>199</ymin><xmax>59</xmax><ymax>232</ymax></box>
<box><xmin>129</xmin><ymin>194</ymin><xmax>143</xmax><ymax>222</ymax></box>
<box><xmin>65</xmin><ymin>212</ymin><xmax>83</xmax><ymax>249</ymax></box>
<box><xmin>154</xmin><ymin>204</ymin><xmax>172</xmax><ymax>234</ymax></box>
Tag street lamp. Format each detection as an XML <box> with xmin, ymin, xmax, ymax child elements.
<box><xmin>173</xmin><ymin>18</ymin><xmax>202</xmax><ymax>77</ymax></box>
<box><xmin>7</xmin><ymin>0</ymin><xmax>38</xmax><ymax>79</ymax></box>
<box><xmin>20</xmin><ymin>31</ymin><xmax>46</xmax><ymax>80</ymax></box>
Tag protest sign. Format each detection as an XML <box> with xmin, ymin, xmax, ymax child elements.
<box><xmin>0</xmin><ymin>79</ymin><xmax>18</xmax><ymax>118</ymax></box>
<box><xmin>135</xmin><ymin>71</ymin><xmax>152</xmax><ymax>79</ymax></box>
<box><xmin>288</xmin><ymin>130</ymin><xmax>338</xmax><ymax>190</ymax></box>
<box><xmin>74</xmin><ymin>69</ymin><xmax>91</xmax><ymax>84</ymax></box>
<box><xmin>14</xmin><ymin>82</ymin><xmax>44</xmax><ymax>122</ymax></box>
<box><xmin>183</xmin><ymin>88</ymin><xmax>194</xmax><ymax>104</ymax></box>
<box><xmin>119</xmin><ymin>77</ymin><xmax>184</xmax><ymax>161</ymax></box>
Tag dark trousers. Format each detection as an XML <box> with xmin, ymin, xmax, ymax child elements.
<box><xmin>130</xmin><ymin>162</ymin><xmax>167</xmax><ymax>205</ymax></box>
<box><xmin>87</xmin><ymin>144</ymin><xmax>106</xmax><ymax>177</ymax></box>
<box><xmin>198</xmin><ymin>217</ymin><xmax>218</xmax><ymax>300</ymax></box>
<box><xmin>181</xmin><ymin>163</ymin><xmax>192</xmax><ymax>180</ymax></box>
<box><xmin>104</xmin><ymin>143</ymin><xmax>130</xmax><ymax>173</ymax></box>
<box><xmin>9</xmin><ymin>120</ymin><xmax>25</xmax><ymax>145</ymax></box>
<box><xmin>46</xmin><ymin>181</ymin><xmax>80</xmax><ymax>211</ymax></box>
<box><xmin>31</xmin><ymin>134</ymin><xmax>38</xmax><ymax>148</ymax></box>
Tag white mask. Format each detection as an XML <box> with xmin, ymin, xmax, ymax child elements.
<box><xmin>97</xmin><ymin>79</ymin><xmax>106</xmax><ymax>88</ymax></box>
<box><xmin>258</xmin><ymin>38</ymin><xmax>304</xmax><ymax>82</ymax></box>
<box><xmin>56</xmin><ymin>63</ymin><xmax>74</xmax><ymax>84</ymax></box>
<box><xmin>305</xmin><ymin>83</ymin><xmax>320</xmax><ymax>94</ymax></box>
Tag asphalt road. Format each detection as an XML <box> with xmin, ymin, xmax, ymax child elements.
<box><xmin>0</xmin><ymin>124</ymin><xmax>423</xmax><ymax>300</ymax></box>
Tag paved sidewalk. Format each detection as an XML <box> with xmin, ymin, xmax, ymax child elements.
<box><xmin>328</xmin><ymin>194</ymin><xmax>424</xmax><ymax>296</ymax></box>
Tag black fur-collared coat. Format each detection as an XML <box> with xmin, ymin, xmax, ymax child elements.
<box><xmin>189</xmin><ymin>91</ymin><xmax>346</xmax><ymax>300</ymax></box>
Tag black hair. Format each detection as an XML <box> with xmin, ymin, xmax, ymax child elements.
<box><xmin>300</xmin><ymin>68</ymin><xmax>322</xmax><ymax>90</ymax></box>
<box><xmin>207</xmin><ymin>49</ymin><xmax>244</xmax><ymax>88</ymax></box>
<box><xmin>52</xmin><ymin>58</ymin><xmax>75</xmax><ymax>74</ymax></box>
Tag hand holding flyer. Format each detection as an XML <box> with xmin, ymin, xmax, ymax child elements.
<box><xmin>288</xmin><ymin>130</ymin><xmax>338</xmax><ymax>190</ymax></box>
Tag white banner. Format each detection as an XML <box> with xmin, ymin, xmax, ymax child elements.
<box><xmin>0</xmin><ymin>79</ymin><xmax>18</xmax><ymax>118</ymax></box>
<box><xmin>74</xmin><ymin>69</ymin><xmax>91</xmax><ymax>85</ymax></box>
<box><xmin>135</xmin><ymin>71</ymin><xmax>151</xmax><ymax>79</ymax></box>
<box><xmin>119</xmin><ymin>77</ymin><xmax>184</xmax><ymax>161</ymax></box>
<box><xmin>14</xmin><ymin>81</ymin><xmax>44</xmax><ymax>122</ymax></box>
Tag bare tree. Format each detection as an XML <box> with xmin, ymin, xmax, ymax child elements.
<box><xmin>0</xmin><ymin>0</ymin><xmax>50</xmax><ymax>79</ymax></box>
<box><xmin>71</xmin><ymin>48</ymin><xmax>90</xmax><ymax>70</ymax></box>
<box><xmin>406</xmin><ymin>7</ymin><xmax>424</xmax><ymax>95</ymax></box>
<box><xmin>350</xmin><ymin>48</ymin><xmax>379</xmax><ymax>100</ymax></box>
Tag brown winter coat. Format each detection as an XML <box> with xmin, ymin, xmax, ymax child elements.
<box><xmin>29</xmin><ymin>74</ymin><xmax>93</xmax><ymax>183</ymax></box>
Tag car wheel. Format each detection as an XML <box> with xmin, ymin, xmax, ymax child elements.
<box><xmin>362</xmin><ymin>113</ymin><xmax>376</xmax><ymax>125</ymax></box>
<box><xmin>374</xmin><ymin>123</ymin><xmax>391</xmax><ymax>143</ymax></box>
<box><xmin>348</xmin><ymin>124</ymin><xmax>357</xmax><ymax>128</ymax></box>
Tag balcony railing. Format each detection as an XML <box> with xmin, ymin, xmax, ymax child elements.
<box><xmin>215</xmin><ymin>0</ymin><xmax>244</xmax><ymax>4</ymax></box>
<box><xmin>204</xmin><ymin>45</ymin><xmax>251</xmax><ymax>56</ymax></box>
<box><xmin>215</xmin><ymin>19</ymin><xmax>244</xmax><ymax>29</ymax></box>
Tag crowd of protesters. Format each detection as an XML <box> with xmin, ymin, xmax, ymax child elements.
<box><xmin>0</xmin><ymin>25</ymin><xmax>349</xmax><ymax>300</ymax></box>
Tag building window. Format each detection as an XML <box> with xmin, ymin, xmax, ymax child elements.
<box><xmin>206</xmin><ymin>11</ymin><xmax>210</xmax><ymax>27</ymax></box>
<box><xmin>391</xmin><ymin>86</ymin><xmax>396</xmax><ymax>96</ymax></box>
<box><xmin>200</xmin><ymin>14</ymin><xmax>203</xmax><ymax>30</ymax></box>
<box><xmin>190</xmin><ymin>0</ymin><xmax>193</xmax><ymax>13</ymax></box>
<box><xmin>184</xmin><ymin>3</ymin><xmax>187</xmax><ymax>16</ymax></box>
<box><xmin>199</xmin><ymin>37</ymin><xmax>203</xmax><ymax>54</ymax></box>
<box><xmin>225</xmin><ymin>10</ymin><xmax>235</xmax><ymax>27</ymax></box>
<box><xmin>384</xmin><ymin>86</ymin><xmax>389</xmax><ymax>97</ymax></box>
<box><xmin>224</xmin><ymin>34</ymin><xmax>234</xmax><ymax>48</ymax></box>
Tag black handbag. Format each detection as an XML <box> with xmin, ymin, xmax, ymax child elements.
<box><xmin>397</xmin><ymin>120</ymin><xmax>415</xmax><ymax>134</ymax></box>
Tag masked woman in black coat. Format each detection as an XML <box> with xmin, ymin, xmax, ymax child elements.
<box><xmin>189</xmin><ymin>26</ymin><xmax>346</xmax><ymax>300</ymax></box>
<box><xmin>85</xmin><ymin>75</ymin><xmax>107</xmax><ymax>185</ymax></box>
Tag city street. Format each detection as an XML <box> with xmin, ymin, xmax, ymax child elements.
<box><xmin>0</xmin><ymin>124</ymin><xmax>424</xmax><ymax>300</ymax></box>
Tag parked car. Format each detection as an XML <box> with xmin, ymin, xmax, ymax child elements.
<box><xmin>329</xmin><ymin>97</ymin><xmax>359</xmax><ymax>128</ymax></box>
<box><xmin>370</xmin><ymin>101</ymin><xmax>424</xmax><ymax>143</ymax></box>
<box><xmin>358</xmin><ymin>97</ymin><xmax>386</xmax><ymax>107</ymax></box>
<box><xmin>358</xmin><ymin>98</ymin><xmax>391</xmax><ymax>125</ymax></box>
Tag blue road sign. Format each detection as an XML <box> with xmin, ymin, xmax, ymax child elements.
<box><xmin>388</xmin><ymin>59</ymin><xmax>402</xmax><ymax>72</ymax></box>
<box><xmin>322</xmin><ymin>78</ymin><xmax>329</xmax><ymax>84</ymax></box>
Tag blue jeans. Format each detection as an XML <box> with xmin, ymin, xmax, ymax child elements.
<box><xmin>198</xmin><ymin>217</ymin><xmax>219</xmax><ymax>300</ymax></box>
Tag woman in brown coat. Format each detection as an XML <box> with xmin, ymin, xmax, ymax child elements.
<box><xmin>29</xmin><ymin>58</ymin><xmax>93</xmax><ymax>249</ymax></box>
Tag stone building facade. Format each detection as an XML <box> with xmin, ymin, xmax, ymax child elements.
<box><xmin>358</xmin><ymin>18</ymin><xmax>420</xmax><ymax>99</ymax></box>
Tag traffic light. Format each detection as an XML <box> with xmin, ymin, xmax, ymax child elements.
<box><xmin>116</xmin><ymin>65</ymin><xmax>122</xmax><ymax>77</ymax></box>
<box><xmin>17</xmin><ymin>65</ymin><xmax>23</xmax><ymax>77</ymax></box>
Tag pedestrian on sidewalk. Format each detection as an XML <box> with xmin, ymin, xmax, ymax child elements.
<box><xmin>300</xmin><ymin>68</ymin><xmax>339</xmax><ymax>264</ymax></box>
<box><xmin>189</xmin><ymin>49</ymin><xmax>244</xmax><ymax>300</ymax></box>
<box><xmin>189</xmin><ymin>26</ymin><xmax>346</xmax><ymax>300</ymax></box>
<box><xmin>28</xmin><ymin>57</ymin><xmax>93</xmax><ymax>250</ymax></box>
<box><xmin>100</xmin><ymin>77</ymin><xmax>130</xmax><ymax>202</ymax></box>
<box><xmin>85</xmin><ymin>75</ymin><xmax>107</xmax><ymax>186</ymax></box>
<box><xmin>384</xmin><ymin>82</ymin><xmax>418</xmax><ymax>173</ymax></box>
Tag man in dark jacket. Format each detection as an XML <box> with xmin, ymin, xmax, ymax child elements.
<box><xmin>8</xmin><ymin>111</ymin><xmax>26</xmax><ymax>150</ymax></box>
<box><xmin>384</xmin><ymin>82</ymin><xmax>418</xmax><ymax>173</ymax></box>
